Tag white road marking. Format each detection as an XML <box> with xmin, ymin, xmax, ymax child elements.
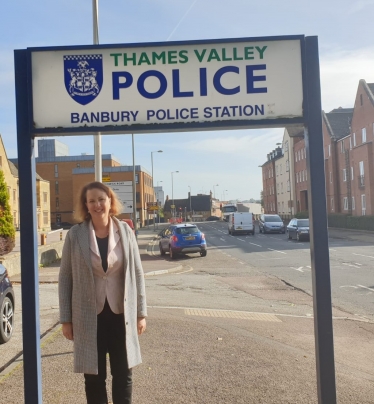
<box><xmin>329</xmin><ymin>249</ymin><xmax>337</xmax><ymax>252</ymax></box>
<box><xmin>306</xmin><ymin>266</ymin><xmax>311</xmax><ymax>268</ymax></box>
<box><xmin>342</xmin><ymin>263</ymin><xmax>361</xmax><ymax>269</ymax></box>
<box><xmin>220</xmin><ymin>238</ymin><xmax>225</xmax><ymax>241</ymax></box>
<box><xmin>357</xmin><ymin>285</ymin><xmax>374</xmax><ymax>292</ymax></box>
<box><xmin>267</xmin><ymin>248</ymin><xmax>286</xmax><ymax>254</ymax></box>
<box><xmin>249</xmin><ymin>242</ymin><xmax>262</xmax><ymax>247</ymax></box>
<box><xmin>340</xmin><ymin>285</ymin><xmax>358</xmax><ymax>289</ymax></box>
<box><xmin>291</xmin><ymin>267</ymin><xmax>304</xmax><ymax>272</ymax></box>
<box><xmin>354</xmin><ymin>263</ymin><xmax>362</xmax><ymax>266</ymax></box>
<box><xmin>239</xmin><ymin>262</ymin><xmax>245</xmax><ymax>265</ymax></box>
<box><xmin>257</xmin><ymin>257</ymin><xmax>286</xmax><ymax>260</ymax></box>
<box><xmin>237</xmin><ymin>238</ymin><xmax>245</xmax><ymax>242</ymax></box>
<box><xmin>353</xmin><ymin>253</ymin><xmax>374</xmax><ymax>259</ymax></box>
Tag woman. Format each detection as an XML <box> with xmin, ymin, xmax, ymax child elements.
<box><xmin>59</xmin><ymin>181</ymin><xmax>147</xmax><ymax>404</ymax></box>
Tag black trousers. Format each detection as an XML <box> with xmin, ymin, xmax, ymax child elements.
<box><xmin>84</xmin><ymin>300</ymin><xmax>133</xmax><ymax>404</ymax></box>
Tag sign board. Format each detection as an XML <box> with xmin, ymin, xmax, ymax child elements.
<box><xmin>102</xmin><ymin>173</ymin><xmax>111</xmax><ymax>182</ymax></box>
<box><xmin>105</xmin><ymin>181</ymin><xmax>133</xmax><ymax>214</ymax></box>
<box><xmin>28</xmin><ymin>36</ymin><xmax>305</xmax><ymax>135</ymax></box>
<box><xmin>147</xmin><ymin>202</ymin><xmax>160</xmax><ymax>211</ymax></box>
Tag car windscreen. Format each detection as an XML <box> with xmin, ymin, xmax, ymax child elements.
<box><xmin>265</xmin><ymin>216</ymin><xmax>282</xmax><ymax>222</ymax></box>
<box><xmin>297</xmin><ymin>219</ymin><xmax>309</xmax><ymax>227</ymax></box>
<box><xmin>223</xmin><ymin>206</ymin><xmax>237</xmax><ymax>212</ymax></box>
<box><xmin>176</xmin><ymin>226</ymin><xmax>199</xmax><ymax>235</ymax></box>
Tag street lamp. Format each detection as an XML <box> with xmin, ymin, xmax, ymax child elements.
<box><xmin>151</xmin><ymin>150</ymin><xmax>163</xmax><ymax>230</ymax></box>
<box><xmin>156</xmin><ymin>180</ymin><xmax>163</xmax><ymax>226</ymax></box>
<box><xmin>213</xmin><ymin>184</ymin><xmax>219</xmax><ymax>199</ymax></box>
<box><xmin>188</xmin><ymin>185</ymin><xmax>192</xmax><ymax>219</ymax></box>
<box><xmin>222</xmin><ymin>189</ymin><xmax>228</xmax><ymax>201</ymax></box>
<box><xmin>171</xmin><ymin>171</ymin><xmax>179</xmax><ymax>218</ymax></box>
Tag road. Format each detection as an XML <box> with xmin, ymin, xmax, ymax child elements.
<box><xmin>191</xmin><ymin>221</ymin><xmax>374</xmax><ymax>322</ymax></box>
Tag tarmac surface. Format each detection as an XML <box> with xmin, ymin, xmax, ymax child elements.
<box><xmin>1</xmin><ymin>224</ymin><xmax>374</xmax><ymax>403</ymax></box>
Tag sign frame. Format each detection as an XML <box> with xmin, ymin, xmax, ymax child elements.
<box><xmin>15</xmin><ymin>35</ymin><xmax>337</xmax><ymax>404</ymax></box>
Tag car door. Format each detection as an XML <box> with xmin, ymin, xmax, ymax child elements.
<box><xmin>160</xmin><ymin>227</ymin><xmax>172</xmax><ymax>250</ymax></box>
<box><xmin>290</xmin><ymin>219</ymin><xmax>297</xmax><ymax>238</ymax></box>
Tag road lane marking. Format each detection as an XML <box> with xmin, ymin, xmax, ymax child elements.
<box><xmin>291</xmin><ymin>267</ymin><xmax>304</xmax><ymax>272</ymax></box>
<box><xmin>239</xmin><ymin>262</ymin><xmax>245</xmax><ymax>265</ymax></box>
<box><xmin>267</xmin><ymin>248</ymin><xmax>286</xmax><ymax>254</ymax></box>
<box><xmin>237</xmin><ymin>238</ymin><xmax>245</xmax><ymax>242</ymax></box>
<box><xmin>257</xmin><ymin>257</ymin><xmax>286</xmax><ymax>260</ymax></box>
<box><xmin>357</xmin><ymin>285</ymin><xmax>374</xmax><ymax>292</ymax></box>
<box><xmin>353</xmin><ymin>253</ymin><xmax>374</xmax><ymax>259</ymax></box>
<box><xmin>342</xmin><ymin>263</ymin><xmax>361</xmax><ymax>269</ymax></box>
<box><xmin>329</xmin><ymin>249</ymin><xmax>337</xmax><ymax>252</ymax></box>
<box><xmin>185</xmin><ymin>309</ymin><xmax>282</xmax><ymax>322</ymax></box>
<box><xmin>354</xmin><ymin>263</ymin><xmax>362</xmax><ymax>266</ymax></box>
<box><xmin>307</xmin><ymin>266</ymin><xmax>311</xmax><ymax>268</ymax></box>
<box><xmin>249</xmin><ymin>242</ymin><xmax>262</xmax><ymax>247</ymax></box>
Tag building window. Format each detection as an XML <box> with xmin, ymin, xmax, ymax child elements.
<box><xmin>362</xmin><ymin>128</ymin><xmax>366</xmax><ymax>143</ymax></box>
<box><xmin>43</xmin><ymin>211</ymin><xmax>49</xmax><ymax>225</ymax></box>
<box><xmin>43</xmin><ymin>192</ymin><xmax>48</xmax><ymax>205</ymax></box>
<box><xmin>349</xmin><ymin>137</ymin><xmax>352</xmax><ymax>150</ymax></box>
<box><xmin>271</xmin><ymin>168</ymin><xmax>273</xmax><ymax>177</ymax></box>
<box><xmin>343</xmin><ymin>197</ymin><xmax>348</xmax><ymax>210</ymax></box>
<box><xmin>360</xmin><ymin>94</ymin><xmax>363</xmax><ymax>106</ymax></box>
<box><xmin>55</xmin><ymin>181</ymin><xmax>59</xmax><ymax>195</ymax></box>
<box><xmin>353</xmin><ymin>133</ymin><xmax>356</xmax><ymax>147</ymax></box>
<box><xmin>268</xmin><ymin>169</ymin><xmax>271</xmax><ymax>178</ymax></box>
<box><xmin>301</xmin><ymin>171</ymin><xmax>304</xmax><ymax>182</ymax></box>
<box><xmin>352</xmin><ymin>197</ymin><xmax>355</xmax><ymax>210</ymax></box>
<box><xmin>340</xmin><ymin>141</ymin><xmax>344</xmax><ymax>153</ymax></box>
<box><xmin>13</xmin><ymin>189</ymin><xmax>16</xmax><ymax>203</ymax></box>
<box><xmin>296</xmin><ymin>172</ymin><xmax>299</xmax><ymax>183</ymax></box>
<box><xmin>361</xmin><ymin>194</ymin><xmax>366</xmax><ymax>216</ymax></box>
<box><xmin>54</xmin><ymin>164</ymin><xmax>58</xmax><ymax>178</ymax></box>
<box><xmin>328</xmin><ymin>144</ymin><xmax>331</xmax><ymax>157</ymax></box>
<box><xmin>295</xmin><ymin>152</ymin><xmax>298</xmax><ymax>162</ymax></box>
<box><xmin>330</xmin><ymin>172</ymin><xmax>332</xmax><ymax>183</ymax></box>
<box><xmin>77</xmin><ymin>163</ymin><xmax>80</xmax><ymax>168</ymax></box>
<box><xmin>343</xmin><ymin>169</ymin><xmax>347</xmax><ymax>182</ymax></box>
<box><xmin>351</xmin><ymin>167</ymin><xmax>354</xmax><ymax>181</ymax></box>
<box><xmin>330</xmin><ymin>198</ymin><xmax>334</xmax><ymax>211</ymax></box>
<box><xmin>298</xmin><ymin>150</ymin><xmax>301</xmax><ymax>161</ymax></box>
<box><xmin>56</xmin><ymin>197</ymin><xmax>59</xmax><ymax>208</ymax></box>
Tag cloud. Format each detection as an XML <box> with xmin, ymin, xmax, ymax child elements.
<box><xmin>320</xmin><ymin>46</ymin><xmax>374</xmax><ymax>111</ymax></box>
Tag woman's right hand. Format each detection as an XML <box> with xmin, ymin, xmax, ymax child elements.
<box><xmin>62</xmin><ymin>322</ymin><xmax>74</xmax><ymax>340</ymax></box>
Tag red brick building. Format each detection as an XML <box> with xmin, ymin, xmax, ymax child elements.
<box><xmin>261</xmin><ymin>148</ymin><xmax>282</xmax><ymax>214</ymax></box>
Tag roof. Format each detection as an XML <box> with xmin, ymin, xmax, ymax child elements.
<box><xmin>367</xmin><ymin>83</ymin><xmax>374</xmax><ymax>94</ymax></box>
<box><xmin>164</xmin><ymin>194</ymin><xmax>211</xmax><ymax>212</ymax></box>
<box><xmin>323</xmin><ymin>108</ymin><xmax>353</xmax><ymax>140</ymax></box>
<box><xmin>362</xmin><ymin>80</ymin><xmax>374</xmax><ymax>106</ymax></box>
<box><xmin>9</xmin><ymin>160</ymin><xmax>44</xmax><ymax>180</ymax></box>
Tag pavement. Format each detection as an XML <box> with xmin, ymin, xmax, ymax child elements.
<box><xmin>1</xmin><ymin>224</ymin><xmax>374</xmax><ymax>403</ymax></box>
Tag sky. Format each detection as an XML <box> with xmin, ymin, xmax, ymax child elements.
<box><xmin>1</xmin><ymin>0</ymin><xmax>374</xmax><ymax>202</ymax></box>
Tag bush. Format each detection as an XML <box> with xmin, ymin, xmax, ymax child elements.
<box><xmin>328</xmin><ymin>213</ymin><xmax>374</xmax><ymax>231</ymax></box>
<box><xmin>295</xmin><ymin>211</ymin><xmax>309</xmax><ymax>219</ymax></box>
<box><xmin>0</xmin><ymin>170</ymin><xmax>15</xmax><ymax>255</ymax></box>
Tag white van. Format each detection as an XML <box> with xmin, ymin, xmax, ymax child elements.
<box><xmin>228</xmin><ymin>212</ymin><xmax>254</xmax><ymax>235</ymax></box>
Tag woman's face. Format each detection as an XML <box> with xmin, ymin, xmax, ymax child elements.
<box><xmin>85</xmin><ymin>188</ymin><xmax>111</xmax><ymax>222</ymax></box>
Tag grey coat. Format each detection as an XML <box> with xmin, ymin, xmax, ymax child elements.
<box><xmin>58</xmin><ymin>217</ymin><xmax>147</xmax><ymax>373</ymax></box>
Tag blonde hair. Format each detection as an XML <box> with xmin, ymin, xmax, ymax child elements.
<box><xmin>74</xmin><ymin>181</ymin><xmax>122</xmax><ymax>222</ymax></box>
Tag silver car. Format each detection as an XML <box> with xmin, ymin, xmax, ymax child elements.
<box><xmin>259</xmin><ymin>214</ymin><xmax>285</xmax><ymax>234</ymax></box>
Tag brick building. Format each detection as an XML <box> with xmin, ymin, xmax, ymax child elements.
<box><xmin>260</xmin><ymin>147</ymin><xmax>282</xmax><ymax>214</ymax></box>
<box><xmin>11</xmin><ymin>139</ymin><xmax>155</xmax><ymax>227</ymax></box>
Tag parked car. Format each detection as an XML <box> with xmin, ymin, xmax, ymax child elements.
<box><xmin>206</xmin><ymin>216</ymin><xmax>221</xmax><ymax>221</ymax></box>
<box><xmin>287</xmin><ymin>218</ymin><xmax>310</xmax><ymax>241</ymax></box>
<box><xmin>228</xmin><ymin>212</ymin><xmax>255</xmax><ymax>235</ymax></box>
<box><xmin>159</xmin><ymin>224</ymin><xmax>207</xmax><ymax>259</ymax></box>
<box><xmin>121</xmin><ymin>218</ymin><xmax>136</xmax><ymax>235</ymax></box>
<box><xmin>0</xmin><ymin>264</ymin><xmax>15</xmax><ymax>344</ymax></box>
<box><xmin>258</xmin><ymin>214</ymin><xmax>285</xmax><ymax>234</ymax></box>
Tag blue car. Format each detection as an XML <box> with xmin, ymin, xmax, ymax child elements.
<box><xmin>159</xmin><ymin>224</ymin><xmax>207</xmax><ymax>259</ymax></box>
<box><xmin>0</xmin><ymin>264</ymin><xmax>15</xmax><ymax>344</ymax></box>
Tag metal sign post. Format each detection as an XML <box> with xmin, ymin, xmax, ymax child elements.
<box><xmin>14</xmin><ymin>35</ymin><xmax>336</xmax><ymax>403</ymax></box>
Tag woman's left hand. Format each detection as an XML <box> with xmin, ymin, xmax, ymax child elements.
<box><xmin>137</xmin><ymin>317</ymin><xmax>146</xmax><ymax>335</ymax></box>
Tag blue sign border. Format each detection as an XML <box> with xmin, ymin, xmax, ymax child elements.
<box><xmin>26</xmin><ymin>35</ymin><xmax>307</xmax><ymax>137</ymax></box>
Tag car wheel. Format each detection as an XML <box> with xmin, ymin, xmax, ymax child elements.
<box><xmin>287</xmin><ymin>231</ymin><xmax>292</xmax><ymax>240</ymax></box>
<box><xmin>169</xmin><ymin>246</ymin><xmax>177</xmax><ymax>259</ymax></box>
<box><xmin>263</xmin><ymin>228</ymin><xmax>267</xmax><ymax>234</ymax></box>
<box><xmin>296</xmin><ymin>233</ymin><xmax>300</xmax><ymax>242</ymax></box>
<box><xmin>0</xmin><ymin>296</ymin><xmax>14</xmax><ymax>344</ymax></box>
<box><xmin>200</xmin><ymin>250</ymin><xmax>207</xmax><ymax>257</ymax></box>
<box><xmin>159</xmin><ymin>243</ymin><xmax>165</xmax><ymax>256</ymax></box>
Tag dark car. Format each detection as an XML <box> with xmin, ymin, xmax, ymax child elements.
<box><xmin>206</xmin><ymin>216</ymin><xmax>221</xmax><ymax>221</ymax></box>
<box><xmin>159</xmin><ymin>224</ymin><xmax>207</xmax><ymax>259</ymax></box>
<box><xmin>287</xmin><ymin>218</ymin><xmax>310</xmax><ymax>241</ymax></box>
<box><xmin>0</xmin><ymin>264</ymin><xmax>15</xmax><ymax>344</ymax></box>
<box><xmin>258</xmin><ymin>214</ymin><xmax>285</xmax><ymax>234</ymax></box>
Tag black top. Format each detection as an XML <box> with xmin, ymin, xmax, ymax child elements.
<box><xmin>96</xmin><ymin>235</ymin><xmax>109</xmax><ymax>272</ymax></box>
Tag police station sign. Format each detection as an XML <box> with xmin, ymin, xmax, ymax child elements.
<box><xmin>30</xmin><ymin>36</ymin><xmax>305</xmax><ymax>134</ymax></box>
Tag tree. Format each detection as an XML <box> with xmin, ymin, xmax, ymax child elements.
<box><xmin>0</xmin><ymin>170</ymin><xmax>15</xmax><ymax>255</ymax></box>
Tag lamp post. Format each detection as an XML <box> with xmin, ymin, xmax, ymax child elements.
<box><xmin>151</xmin><ymin>150</ymin><xmax>163</xmax><ymax>230</ymax></box>
<box><xmin>222</xmin><ymin>189</ymin><xmax>228</xmax><ymax>201</ymax></box>
<box><xmin>213</xmin><ymin>184</ymin><xmax>219</xmax><ymax>199</ymax></box>
<box><xmin>157</xmin><ymin>180</ymin><xmax>163</xmax><ymax>227</ymax></box>
<box><xmin>188</xmin><ymin>185</ymin><xmax>192</xmax><ymax>220</ymax></box>
<box><xmin>171</xmin><ymin>171</ymin><xmax>179</xmax><ymax>219</ymax></box>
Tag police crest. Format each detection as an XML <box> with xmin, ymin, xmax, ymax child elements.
<box><xmin>64</xmin><ymin>54</ymin><xmax>103</xmax><ymax>105</ymax></box>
